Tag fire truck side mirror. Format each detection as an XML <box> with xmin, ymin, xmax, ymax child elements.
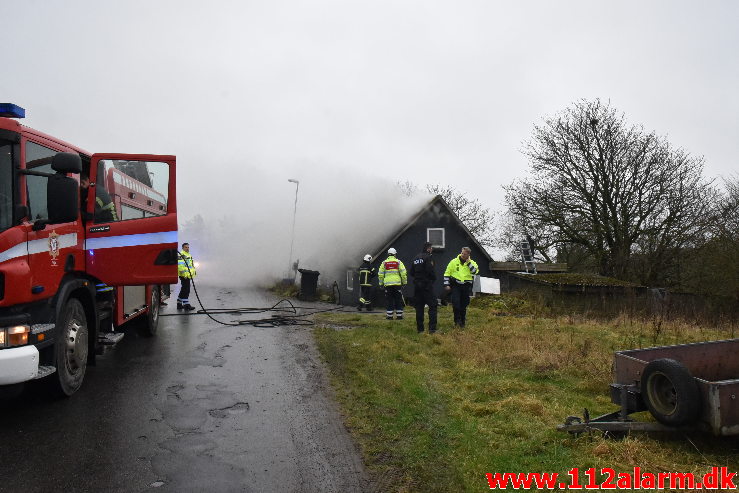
<box><xmin>42</xmin><ymin>152</ymin><xmax>81</xmax><ymax>224</ymax></box>
<box><xmin>47</xmin><ymin>173</ymin><xmax>79</xmax><ymax>224</ymax></box>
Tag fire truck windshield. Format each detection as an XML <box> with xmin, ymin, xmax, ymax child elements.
<box><xmin>0</xmin><ymin>139</ymin><xmax>13</xmax><ymax>231</ymax></box>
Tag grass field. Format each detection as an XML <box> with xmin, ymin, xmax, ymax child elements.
<box><xmin>314</xmin><ymin>295</ymin><xmax>739</xmax><ymax>492</ymax></box>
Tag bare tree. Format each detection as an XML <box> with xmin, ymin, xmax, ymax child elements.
<box><xmin>495</xmin><ymin>212</ymin><xmax>554</xmax><ymax>262</ymax></box>
<box><xmin>681</xmin><ymin>176</ymin><xmax>739</xmax><ymax>300</ymax></box>
<box><xmin>717</xmin><ymin>175</ymin><xmax>739</xmax><ymax>241</ymax></box>
<box><xmin>396</xmin><ymin>180</ymin><xmax>418</xmax><ymax>198</ymax></box>
<box><xmin>505</xmin><ymin>99</ymin><xmax>715</xmax><ymax>285</ymax></box>
<box><xmin>717</xmin><ymin>176</ymin><xmax>739</xmax><ymax>301</ymax></box>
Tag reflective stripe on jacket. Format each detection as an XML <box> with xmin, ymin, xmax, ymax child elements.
<box><xmin>358</xmin><ymin>262</ymin><xmax>375</xmax><ymax>287</ymax></box>
<box><xmin>95</xmin><ymin>197</ymin><xmax>119</xmax><ymax>221</ymax></box>
<box><xmin>378</xmin><ymin>256</ymin><xmax>407</xmax><ymax>287</ymax></box>
<box><xmin>178</xmin><ymin>251</ymin><xmax>196</xmax><ymax>278</ymax></box>
<box><xmin>443</xmin><ymin>255</ymin><xmax>478</xmax><ymax>285</ymax></box>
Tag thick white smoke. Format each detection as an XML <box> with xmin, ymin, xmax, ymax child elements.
<box><xmin>177</xmin><ymin>158</ymin><xmax>429</xmax><ymax>289</ymax></box>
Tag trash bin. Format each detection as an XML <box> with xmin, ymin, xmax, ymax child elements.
<box><xmin>298</xmin><ymin>269</ymin><xmax>320</xmax><ymax>301</ymax></box>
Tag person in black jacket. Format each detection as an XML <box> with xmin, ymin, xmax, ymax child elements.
<box><xmin>80</xmin><ymin>173</ymin><xmax>118</xmax><ymax>223</ymax></box>
<box><xmin>357</xmin><ymin>254</ymin><xmax>376</xmax><ymax>311</ymax></box>
<box><xmin>410</xmin><ymin>242</ymin><xmax>437</xmax><ymax>333</ymax></box>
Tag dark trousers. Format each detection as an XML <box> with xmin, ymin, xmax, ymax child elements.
<box><xmin>414</xmin><ymin>284</ymin><xmax>437</xmax><ymax>332</ymax></box>
<box><xmin>450</xmin><ymin>283</ymin><xmax>471</xmax><ymax>327</ymax></box>
<box><xmin>160</xmin><ymin>284</ymin><xmax>171</xmax><ymax>303</ymax></box>
<box><xmin>384</xmin><ymin>286</ymin><xmax>404</xmax><ymax>318</ymax></box>
<box><xmin>177</xmin><ymin>277</ymin><xmax>191</xmax><ymax>304</ymax></box>
<box><xmin>358</xmin><ymin>285</ymin><xmax>373</xmax><ymax>310</ymax></box>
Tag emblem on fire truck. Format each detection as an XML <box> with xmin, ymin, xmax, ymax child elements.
<box><xmin>48</xmin><ymin>230</ymin><xmax>60</xmax><ymax>263</ymax></box>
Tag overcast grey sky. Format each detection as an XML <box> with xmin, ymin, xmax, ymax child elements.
<box><xmin>4</xmin><ymin>0</ymin><xmax>738</xmax><ymax>283</ymax></box>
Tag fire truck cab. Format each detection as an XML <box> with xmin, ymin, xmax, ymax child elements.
<box><xmin>0</xmin><ymin>104</ymin><xmax>178</xmax><ymax>396</ymax></box>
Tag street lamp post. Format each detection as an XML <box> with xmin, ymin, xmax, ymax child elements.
<box><xmin>287</xmin><ymin>179</ymin><xmax>299</xmax><ymax>280</ymax></box>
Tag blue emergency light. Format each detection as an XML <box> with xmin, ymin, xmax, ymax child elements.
<box><xmin>0</xmin><ymin>103</ymin><xmax>25</xmax><ymax>118</ymax></box>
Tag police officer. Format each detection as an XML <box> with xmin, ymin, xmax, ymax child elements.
<box><xmin>378</xmin><ymin>248</ymin><xmax>407</xmax><ymax>320</ymax></box>
<box><xmin>357</xmin><ymin>254</ymin><xmax>376</xmax><ymax>311</ymax></box>
<box><xmin>411</xmin><ymin>242</ymin><xmax>437</xmax><ymax>334</ymax></box>
<box><xmin>177</xmin><ymin>242</ymin><xmax>197</xmax><ymax>311</ymax></box>
<box><xmin>443</xmin><ymin>247</ymin><xmax>478</xmax><ymax>328</ymax></box>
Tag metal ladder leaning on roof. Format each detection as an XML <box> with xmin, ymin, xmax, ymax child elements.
<box><xmin>520</xmin><ymin>239</ymin><xmax>537</xmax><ymax>274</ymax></box>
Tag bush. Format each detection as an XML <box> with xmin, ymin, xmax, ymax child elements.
<box><xmin>269</xmin><ymin>280</ymin><xmax>299</xmax><ymax>298</ymax></box>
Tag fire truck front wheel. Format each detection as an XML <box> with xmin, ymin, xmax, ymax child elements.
<box><xmin>52</xmin><ymin>298</ymin><xmax>89</xmax><ymax>397</ymax></box>
<box><xmin>138</xmin><ymin>285</ymin><xmax>160</xmax><ymax>337</ymax></box>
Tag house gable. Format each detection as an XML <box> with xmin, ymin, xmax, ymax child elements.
<box><xmin>338</xmin><ymin>195</ymin><xmax>494</xmax><ymax>306</ymax></box>
<box><xmin>372</xmin><ymin>196</ymin><xmax>493</xmax><ymax>266</ymax></box>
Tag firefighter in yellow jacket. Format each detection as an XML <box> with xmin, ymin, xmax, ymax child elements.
<box><xmin>443</xmin><ymin>246</ymin><xmax>478</xmax><ymax>328</ymax></box>
<box><xmin>378</xmin><ymin>248</ymin><xmax>407</xmax><ymax>320</ymax></box>
<box><xmin>177</xmin><ymin>242</ymin><xmax>197</xmax><ymax>311</ymax></box>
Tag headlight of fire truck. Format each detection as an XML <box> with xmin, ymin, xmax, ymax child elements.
<box><xmin>0</xmin><ymin>325</ymin><xmax>30</xmax><ymax>348</ymax></box>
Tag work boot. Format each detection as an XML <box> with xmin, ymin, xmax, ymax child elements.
<box><xmin>429</xmin><ymin>326</ymin><xmax>437</xmax><ymax>334</ymax></box>
<box><xmin>177</xmin><ymin>302</ymin><xmax>183</xmax><ymax>310</ymax></box>
<box><xmin>357</xmin><ymin>305</ymin><xmax>363</xmax><ymax>311</ymax></box>
<box><xmin>184</xmin><ymin>304</ymin><xmax>196</xmax><ymax>311</ymax></box>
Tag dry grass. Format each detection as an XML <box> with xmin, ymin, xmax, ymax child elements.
<box><xmin>314</xmin><ymin>298</ymin><xmax>739</xmax><ymax>492</ymax></box>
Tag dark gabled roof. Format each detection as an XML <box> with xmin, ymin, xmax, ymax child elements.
<box><xmin>370</xmin><ymin>194</ymin><xmax>494</xmax><ymax>263</ymax></box>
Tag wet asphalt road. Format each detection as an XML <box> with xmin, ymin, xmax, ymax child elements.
<box><xmin>0</xmin><ymin>287</ymin><xmax>373</xmax><ymax>493</ymax></box>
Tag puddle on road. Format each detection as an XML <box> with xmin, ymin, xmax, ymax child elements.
<box><xmin>208</xmin><ymin>402</ymin><xmax>250</xmax><ymax>418</ymax></box>
<box><xmin>152</xmin><ymin>385</ymin><xmax>253</xmax><ymax>491</ymax></box>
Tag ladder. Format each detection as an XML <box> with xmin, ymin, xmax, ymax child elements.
<box><xmin>520</xmin><ymin>239</ymin><xmax>537</xmax><ymax>274</ymax></box>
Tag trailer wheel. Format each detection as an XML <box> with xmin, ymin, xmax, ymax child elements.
<box><xmin>139</xmin><ymin>285</ymin><xmax>160</xmax><ymax>337</ymax></box>
<box><xmin>52</xmin><ymin>298</ymin><xmax>88</xmax><ymax>397</ymax></box>
<box><xmin>640</xmin><ymin>358</ymin><xmax>701</xmax><ymax>426</ymax></box>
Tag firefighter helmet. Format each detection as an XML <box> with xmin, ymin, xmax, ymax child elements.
<box><xmin>363</xmin><ymin>254</ymin><xmax>372</xmax><ymax>262</ymax></box>
<box><xmin>387</xmin><ymin>248</ymin><xmax>397</xmax><ymax>255</ymax></box>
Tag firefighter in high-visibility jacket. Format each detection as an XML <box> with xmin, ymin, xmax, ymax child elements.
<box><xmin>443</xmin><ymin>246</ymin><xmax>478</xmax><ymax>328</ymax></box>
<box><xmin>378</xmin><ymin>248</ymin><xmax>407</xmax><ymax>320</ymax></box>
<box><xmin>177</xmin><ymin>242</ymin><xmax>197</xmax><ymax>311</ymax></box>
<box><xmin>357</xmin><ymin>254</ymin><xmax>376</xmax><ymax>311</ymax></box>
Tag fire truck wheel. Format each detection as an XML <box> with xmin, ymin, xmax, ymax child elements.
<box><xmin>640</xmin><ymin>358</ymin><xmax>701</xmax><ymax>426</ymax></box>
<box><xmin>52</xmin><ymin>298</ymin><xmax>88</xmax><ymax>397</ymax></box>
<box><xmin>139</xmin><ymin>285</ymin><xmax>160</xmax><ymax>337</ymax></box>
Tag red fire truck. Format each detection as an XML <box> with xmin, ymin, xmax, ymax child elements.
<box><xmin>0</xmin><ymin>103</ymin><xmax>178</xmax><ymax>396</ymax></box>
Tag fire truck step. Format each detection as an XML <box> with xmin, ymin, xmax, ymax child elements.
<box><xmin>99</xmin><ymin>332</ymin><xmax>124</xmax><ymax>346</ymax></box>
<box><xmin>34</xmin><ymin>365</ymin><xmax>57</xmax><ymax>379</ymax></box>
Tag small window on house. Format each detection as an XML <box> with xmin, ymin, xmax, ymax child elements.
<box><xmin>427</xmin><ymin>228</ymin><xmax>445</xmax><ymax>248</ymax></box>
<box><xmin>346</xmin><ymin>270</ymin><xmax>354</xmax><ymax>291</ymax></box>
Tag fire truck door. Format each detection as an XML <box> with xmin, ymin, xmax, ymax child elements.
<box><xmin>85</xmin><ymin>154</ymin><xmax>177</xmax><ymax>286</ymax></box>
